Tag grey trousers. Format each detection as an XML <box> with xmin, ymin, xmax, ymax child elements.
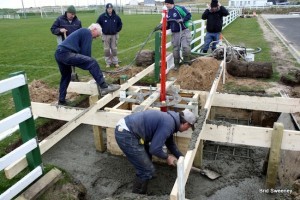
<box><xmin>171</xmin><ymin>29</ymin><xmax>192</xmax><ymax>62</ymax></box>
<box><xmin>102</xmin><ymin>34</ymin><xmax>119</xmax><ymax>65</ymax></box>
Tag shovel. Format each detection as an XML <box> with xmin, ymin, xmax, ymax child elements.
<box><xmin>64</xmin><ymin>32</ymin><xmax>80</xmax><ymax>82</ymax></box>
<box><xmin>173</xmin><ymin>160</ymin><xmax>221</xmax><ymax>180</ymax></box>
<box><xmin>191</xmin><ymin>166</ymin><xmax>221</xmax><ymax>180</ymax></box>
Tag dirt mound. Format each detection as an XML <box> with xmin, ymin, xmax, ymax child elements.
<box><xmin>168</xmin><ymin>57</ymin><xmax>220</xmax><ymax>91</ymax></box>
<box><xmin>29</xmin><ymin>80</ymin><xmax>77</xmax><ymax>103</ymax></box>
<box><xmin>29</xmin><ymin>80</ymin><xmax>58</xmax><ymax>103</ymax></box>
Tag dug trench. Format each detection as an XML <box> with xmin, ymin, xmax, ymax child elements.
<box><xmin>31</xmin><ymin>57</ymin><xmax>298</xmax><ymax>199</ymax></box>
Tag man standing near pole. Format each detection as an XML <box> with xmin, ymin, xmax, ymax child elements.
<box><xmin>97</xmin><ymin>3</ymin><xmax>123</xmax><ymax>68</ymax></box>
<box><xmin>165</xmin><ymin>0</ymin><xmax>192</xmax><ymax>70</ymax></box>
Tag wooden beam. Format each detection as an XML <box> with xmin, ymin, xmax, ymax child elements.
<box><xmin>67</xmin><ymin>81</ymin><xmax>98</xmax><ymax>95</ymax></box>
<box><xmin>266</xmin><ymin>123</ymin><xmax>284</xmax><ymax>189</ymax></box>
<box><xmin>89</xmin><ymin>95</ymin><xmax>106</xmax><ymax>152</ymax></box>
<box><xmin>170</xmin><ymin>63</ymin><xmax>224</xmax><ymax>200</ymax></box>
<box><xmin>5</xmin><ymin>64</ymin><xmax>154</xmax><ymax>179</ymax></box>
<box><xmin>213</xmin><ymin>93</ymin><xmax>300</xmax><ymax>113</ymax></box>
<box><xmin>15</xmin><ymin>168</ymin><xmax>62</xmax><ymax>200</ymax></box>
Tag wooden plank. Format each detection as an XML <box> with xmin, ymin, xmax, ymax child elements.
<box><xmin>213</xmin><ymin>93</ymin><xmax>300</xmax><ymax>113</ymax></box>
<box><xmin>31</xmin><ymin>102</ymin><xmax>300</xmax><ymax>151</ymax></box>
<box><xmin>266</xmin><ymin>123</ymin><xmax>284</xmax><ymax>189</ymax></box>
<box><xmin>67</xmin><ymin>81</ymin><xmax>98</xmax><ymax>95</ymax></box>
<box><xmin>89</xmin><ymin>95</ymin><xmax>106</xmax><ymax>152</ymax></box>
<box><xmin>15</xmin><ymin>168</ymin><xmax>62</xmax><ymax>200</ymax></box>
<box><xmin>170</xmin><ymin>63</ymin><xmax>224</xmax><ymax>200</ymax></box>
<box><xmin>5</xmin><ymin>64</ymin><xmax>154</xmax><ymax>179</ymax></box>
<box><xmin>177</xmin><ymin>156</ymin><xmax>185</xmax><ymax>200</ymax></box>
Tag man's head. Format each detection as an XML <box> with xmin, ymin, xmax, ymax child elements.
<box><xmin>179</xmin><ymin>109</ymin><xmax>196</xmax><ymax>132</ymax></box>
<box><xmin>106</xmin><ymin>3</ymin><xmax>114</xmax><ymax>15</ymax></box>
<box><xmin>165</xmin><ymin>0</ymin><xmax>174</xmax><ymax>9</ymax></box>
<box><xmin>210</xmin><ymin>0</ymin><xmax>219</xmax><ymax>12</ymax></box>
<box><xmin>66</xmin><ymin>5</ymin><xmax>76</xmax><ymax>20</ymax></box>
<box><xmin>88</xmin><ymin>23</ymin><xmax>102</xmax><ymax>38</ymax></box>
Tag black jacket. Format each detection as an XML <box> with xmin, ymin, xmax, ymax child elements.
<box><xmin>202</xmin><ymin>6</ymin><xmax>229</xmax><ymax>33</ymax></box>
<box><xmin>96</xmin><ymin>10</ymin><xmax>122</xmax><ymax>35</ymax></box>
<box><xmin>50</xmin><ymin>12</ymin><xmax>82</xmax><ymax>40</ymax></box>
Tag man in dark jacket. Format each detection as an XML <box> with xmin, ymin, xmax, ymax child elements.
<box><xmin>201</xmin><ymin>0</ymin><xmax>229</xmax><ymax>53</ymax></box>
<box><xmin>165</xmin><ymin>0</ymin><xmax>192</xmax><ymax>70</ymax></box>
<box><xmin>50</xmin><ymin>5</ymin><xmax>82</xmax><ymax>44</ymax></box>
<box><xmin>97</xmin><ymin>3</ymin><xmax>123</xmax><ymax>68</ymax></box>
<box><xmin>115</xmin><ymin>109</ymin><xmax>196</xmax><ymax>194</ymax></box>
<box><xmin>55</xmin><ymin>23</ymin><xmax>120</xmax><ymax>105</ymax></box>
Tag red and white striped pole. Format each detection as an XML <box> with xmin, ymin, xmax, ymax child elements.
<box><xmin>160</xmin><ymin>6</ymin><xmax>167</xmax><ymax>112</ymax></box>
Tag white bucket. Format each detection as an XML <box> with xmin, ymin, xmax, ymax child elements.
<box><xmin>245</xmin><ymin>53</ymin><xmax>255</xmax><ymax>62</ymax></box>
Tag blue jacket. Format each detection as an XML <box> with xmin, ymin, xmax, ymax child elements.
<box><xmin>124</xmin><ymin>110</ymin><xmax>183</xmax><ymax>160</ymax></box>
<box><xmin>202</xmin><ymin>6</ymin><xmax>229</xmax><ymax>33</ymax></box>
<box><xmin>50</xmin><ymin>12</ymin><xmax>82</xmax><ymax>40</ymax></box>
<box><xmin>58</xmin><ymin>28</ymin><xmax>92</xmax><ymax>57</ymax></box>
<box><xmin>96</xmin><ymin>10</ymin><xmax>122</xmax><ymax>35</ymax></box>
<box><xmin>167</xmin><ymin>5</ymin><xmax>192</xmax><ymax>33</ymax></box>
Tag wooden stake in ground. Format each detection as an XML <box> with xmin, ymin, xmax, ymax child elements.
<box><xmin>266</xmin><ymin>122</ymin><xmax>284</xmax><ymax>189</ymax></box>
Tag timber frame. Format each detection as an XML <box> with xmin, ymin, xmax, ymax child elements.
<box><xmin>4</xmin><ymin>62</ymin><xmax>300</xmax><ymax>199</ymax></box>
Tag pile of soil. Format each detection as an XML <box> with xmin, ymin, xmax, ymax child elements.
<box><xmin>29</xmin><ymin>80</ymin><xmax>78</xmax><ymax>103</ymax></box>
<box><xmin>29</xmin><ymin>80</ymin><xmax>58</xmax><ymax>103</ymax></box>
<box><xmin>168</xmin><ymin>57</ymin><xmax>221</xmax><ymax>91</ymax></box>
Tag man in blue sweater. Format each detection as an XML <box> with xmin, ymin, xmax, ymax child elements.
<box><xmin>97</xmin><ymin>3</ymin><xmax>123</xmax><ymax>68</ymax></box>
<box><xmin>55</xmin><ymin>23</ymin><xmax>120</xmax><ymax>105</ymax></box>
<box><xmin>201</xmin><ymin>0</ymin><xmax>229</xmax><ymax>53</ymax></box>
<box><xmin>50</xmin><ymin>5</ymin><xmax>82</xmax><ymax>44</ymax></box>
<box><xmin>165</xmin><ymin>0</ymin><xmax>192</xmax><ymax>70</ymax></box>
<box><xmin>115</xmin><ymin>109</ymin><xmax>196</xmax><ymax>194</ymax></box>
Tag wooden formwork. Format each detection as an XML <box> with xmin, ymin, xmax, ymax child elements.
<box><xmin>4</xmin><ymin>62</ymin><xmax>300</xmax><ymax>199</ymax></box>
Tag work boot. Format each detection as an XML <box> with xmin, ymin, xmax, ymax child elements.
<box><xmin>174</xmin><ymin>59</ymin><xmax>180</xmax><ymax>71</ymax></box>
<box><xmin>132</xmin><ymin>177</ymin><xmax>149</xmax><ymax>194</ymax></box>
<box><xmin>98</xmin><ymin>84</ymin><xmax>120</xmax><ymax>96</ymax></box>
<box><xmin>183</xmin><ymin>56</ymin><xmax>191</xmax><ymax>65</ymax></box>
<box><xmin>202</xmin><ymin>50</ymin><xmax>208</xmax><ymax>53</ymax></box>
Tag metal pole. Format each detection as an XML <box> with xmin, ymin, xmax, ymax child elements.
<box><xmin>21</xmin><ymin>0</ymin><xmax>26</xmax><ymax>18</ymax></box>
<box><xmin>160</xmin><ymin>7</ymin><xmax>167</xmax><ymax>112</ymax></box>
<box><xmin>154</xmin><ymin>32</ymin><xmax>161</xmax><ymax>82</ymax></box>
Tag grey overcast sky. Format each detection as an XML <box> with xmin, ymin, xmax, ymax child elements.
<box><xmin>0</xmin><ymin>0</ymin><xmax>143</xmax><ymax>9</ymax></box>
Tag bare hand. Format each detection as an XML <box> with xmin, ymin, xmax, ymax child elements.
<box><xmin>167</xmin><ymin>155</ymin><xmax>177</xmax><ymax>166</ymax></box>
<box><xmin>60</xmin><ymin>28</ymin><xmax>67</xmax><ymax>33</ymax></box>
<box><xmin>206</xmin><ymin>3</ymin><xmax>211</xmax><ymax>9</ymax></box>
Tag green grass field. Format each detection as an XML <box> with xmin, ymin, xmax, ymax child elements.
<box><xmin>0</xmin><ymin>14</ymin><xmax>273</xmax><ymax>194</ymax></box>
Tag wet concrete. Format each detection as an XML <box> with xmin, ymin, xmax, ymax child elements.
<box><xmin>188</xmin><ymin>109</ymin><xmax>208</xmax><ymax>150</ymax></box>
<box><xmin>42</xmin><ymin>124</ymin><xmax>293</xmax><ymax>200</ymax></box>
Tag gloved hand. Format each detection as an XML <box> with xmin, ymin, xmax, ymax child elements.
<box><xmin>176</xmin><ymin>19</ymin><xmax>183</xmax><ymax>23</ymax></box>
<box><xmin>154</xmin><ymin>24</ymin><xmax>162</xmax><ymax>32</ymax></box>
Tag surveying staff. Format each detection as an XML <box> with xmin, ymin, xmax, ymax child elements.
<box><xmin>115</xmin><ymin>109</ymin><xmax>196</xmax><ymax>194</ymax></box>
<box><xmin>165</xmin><ymin>0</ymin><xmax>192</xmax><ymax>70</ymax></box>
<box><xmin>97</xmin><ymin>3</ymin><xmax>123</xmax><ymax>68</ymax></box>
<box><xmin>50</xmin><ymin>5</ymin><xmax>82</xmax><ymax>44</ymax></box>
<box><xmin>201</xmin><ymin>0</ymin><xmax>229</xmax><ymax>53</ymax></box>
<box><xmin>55</xmin><ymin>23</ymin><xmax>120</xmax><ymax>105</ymax></box>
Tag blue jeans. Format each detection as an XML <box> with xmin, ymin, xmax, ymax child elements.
<box><xmin>115</xmin><ymin>126</ymin><xmax>155</xmax><ymax>181</ymax></box>
<box><xmin>55</xmin><ymin>48</ymin><xmax>107</xmax><ymax>102</ymax></box>
<box><xmin>203</xmin><ymin>32</ymin><xmax>220</xmax><ymax>51</ymax></box>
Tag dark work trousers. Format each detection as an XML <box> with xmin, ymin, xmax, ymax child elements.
<box><xmin>115</xmin><ymin>126</ymin><xmax>155</xmax><ymax>181</ymax></box>
<box><xmin>55</xmin><ymin>48</ymin><xmax>107</xmax><ymax>102</ymax></box>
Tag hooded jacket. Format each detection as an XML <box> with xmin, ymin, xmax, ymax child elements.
<box><xmin>124</xmin><ymin>110</ymin><xmax>183</xmax><ymax>159</ymax></box>
<box><xmin>202</xmin><ymin>6</ymin><xmax>229</xmax><ymax>33</ymax></box>
<box><xmin>50</xmin><ymin>12</ymin><xmax>82</xmax><ymax>40</ymax></box>
<box><xmin>167</xmin><ymin>5</ymin><xmax>192</xmax><ymax>33</ymax></box>
<box><xmin>96</xmin><ymin>10</ymin><xmax>122</xmax><ymax>35</ymax></box>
